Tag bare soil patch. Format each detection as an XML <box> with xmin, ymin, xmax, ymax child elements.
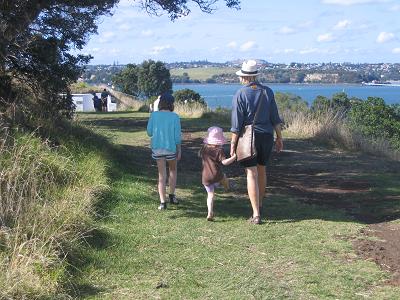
<box><xmin>354</xmin><ymin>223</ymin><xmax>400</xmax><ymax>285</ymax></box>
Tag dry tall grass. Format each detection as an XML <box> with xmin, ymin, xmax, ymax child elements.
<box><xmin>108</xmin><ymin>89</ymin><xmax>143</xmax><ymax>111</ymax></box>
<box><xmin>283</xmin><ymin>109</ymin><xmax>400</xmax><ymax>161</ymax></box>
<box><xmin>0</xmin><ymin>124</ymin><xmax>108</xmax><ymax>298</ymax></box>
<box><xmin>174</xmin><ymin>102</ymin><xmax>209</xmax><ymax>118</ymax></box>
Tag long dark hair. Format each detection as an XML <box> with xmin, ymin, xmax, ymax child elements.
<box><xmin>158</xmin><ymin>92</ymin><xmax>174</xmax><ymax>111</ymax></box>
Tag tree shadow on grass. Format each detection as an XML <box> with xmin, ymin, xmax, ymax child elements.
<box><xmin>68</xmin><ymin>113</ymin><xmax>400</xmax><ymax>297</ymax></box>
<box><xmin>78</xmin><ymin>113</ymin><xmax>149</xmax><ymax>134</ymax></box>
<box><xmin>74</xmin><ymin>113</ymin><xmax>400</xmax><ymax>224</ymax></box>
<box><xmin>64</xmin><ymin>227</ymin><xmax>112</xmax><ymax>298</ymax></box>
<box><xmin>174</xmin><ymin>126</ymin><xmax>400</xmax><ymax>224</ymax></box>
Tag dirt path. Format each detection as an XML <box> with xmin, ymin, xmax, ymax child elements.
<box><xmin>257</xmin><ymin>138</ymin><xmax>400</xmax><ymax>286</ymax></box>
<box><xmin>181</xmin><ymin>130</ymin><xmax>400</xmax><ymax>286</ymax></box>
<box><xmin>80</xmin><ymin>112</ymin><xmax>400</xmax><ymax>292</ymax></box>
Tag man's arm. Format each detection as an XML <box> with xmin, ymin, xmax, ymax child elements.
<box><xmin>222</xmin><ymin>153</ymin><xmax>237</xmax><ymax>165</ymax></box>
<box><xmin>230</xmin><ymin>132</ymin><xmax>239</xmax><ymax>156</ymax></box>
<box><xmin>274</xmin><ymin>124</ymin><xmax>283</xmax><ymax>153</ymax></box>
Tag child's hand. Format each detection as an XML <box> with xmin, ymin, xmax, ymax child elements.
<box><xmin>222</xmin><ymin>153</ymin><xmax>237</xmax><ymax>166</ymax></box>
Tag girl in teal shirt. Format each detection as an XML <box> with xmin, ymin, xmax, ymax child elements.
<box><xmin>147</xmin><ymin>93</ymin><xmax>181</xmax><ymax>210</ymax></box>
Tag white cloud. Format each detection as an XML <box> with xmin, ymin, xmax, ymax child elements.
<box><xmin>390</xmin><ymin>4</ymin><xmax>400</xmax><ymax>11</ymax></box>
<box><xmin>322</xmin><ymin>0</ymin><xmax>389</xmax><ymax>5</ymax></box>
<box><xmin>227</xmin><ymin>41</ymin><xmax>238</xmax><ymax>49</ymax></box>
<box><xmin>118</xmin><ymin>23</ymin><xmax>132</xmax><ymax>31</ymax></box>
<box><xmin>299</xmin><ymin>20</ymin><xmax>314</xmax><ymax>28</ymax></box>
<box><xmin>150</xmin><ymin>45</ymin><xmax>172</xmax><ymax>55</ymax></box>
<box><xmin>109</xmin><ymin>48</ymin><xmax>121</xmax><ymax>55</ymax></box>
<box><xmin>334</xmin><ymin>20</ymin><xmax>351</xmax><ymax>30</ymax></box>
<box><xmin>278</xmin><ymin>21</ymin><xmax>313</xmax><ymax>35</ymax></box>
<box><xmin>99</xmin><ymin>31</ymin><xmax>116</xmax><ymax>43</ymax></box>
<box><xmin>141</xmin><ymin>29</ymin><xmax>154</xmax><ymax>37</ymax></box>
<box><xmin>300</xmin><ymin>48</ymin><xmax>319</xmax><ymax>55</ymax></box>
<box><xmin>376</xmin><ymin>32</ymin><xmax>395</xmax><ymax>43</ymax></box>
<box><xmin>317</xmin><ymin>33</ymin><xmax>335</xmax><ymax>42</ymax></box>
<box><xmin>298</xmin><ymin>47</ymin><xmax>342</xmax><ymax>55</ymax></box>
<box><xmin>279</xmin><ymin>26</ymin><xmax>296</xmax><ymax>34</ymax></box>
<box><xmin>239</xmin><ymin>41</ymin><xmax>257</xmax><ymax>52</ymax></box>
<box><xmin>275</xmin><ymin>48</ymin><xmax>296</xmax><ymax>54</ymax></box>
<box><xmin>118</xmin><ymin>0</ymin><xmax>131</xmax><ymax>7</ymax></box>
<box><xmin>392</xmin><ymin>48</ymin><xmax>400</xmax><ymax>54</ymax></box>
<box><xmin>103</xmin><ymin>32</ymin><xmax>115</xmax><ymax>38</ymax></box>
<box><xmin>283</xmin><ymin>49</ymin><xmax>295</xmax><ymax>54</ymax></box>
<box><xmin>211</xmin><ymin>47</ymin><xmax>220</xmax><ymax>51</ymax></box>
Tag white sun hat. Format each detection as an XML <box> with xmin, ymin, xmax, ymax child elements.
<box><xmin>236</xmin><ymin>60</ymin><xmax>259</xmax><ymax>76</ymax></box>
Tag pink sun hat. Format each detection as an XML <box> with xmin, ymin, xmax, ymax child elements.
<box><xmin>203</xmin><ymin>126</ymin><xmax>227</xmax><ymax>145</ymax></box>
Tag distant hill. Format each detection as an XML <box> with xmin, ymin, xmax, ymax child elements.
<box><xmin>81</xmin><ymin>61</ymin><xmax>400</xmax><ymax>85</ymax></box>
<box><xmin>170</xmin><ymin>67</ymin><xmax>237</xmax><ymax>81</ymax></box>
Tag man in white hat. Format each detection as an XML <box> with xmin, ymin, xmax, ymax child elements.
<box><xmin>230</xmin><ymin>60</ymin><xmax>283</xmax><ymax>224</ymax></box>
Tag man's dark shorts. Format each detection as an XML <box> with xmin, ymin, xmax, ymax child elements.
<box><xmin>240</xmin><ymin>132</ymin><xmax>274</xmax><ymax>168</ymax></box>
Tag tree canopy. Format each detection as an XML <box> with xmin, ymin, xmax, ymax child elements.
<box><xmin>0</xmin><ymin>0</ymin><xmax>240</xmax><ymax>124</ymax></box>
<box><xmin>113</xmin><ymin>64</ymin><xmax>139</xmax><ymax>96</ymax></box>
<box><xmin>173</xmin><ymin>88</ymin><xmax>206</xmax><ymax>106</ymax></box>
<box><xmin>138</xmin><ymin>60</ymin><xmax>172</xmax><ymax>97</ymax></box>
<box><xmin>140</xmin><ymin>0</ymin><xmax>240</xmax><ymax>19</ymax></box>
<box><xmin>113</xmin><ymin>60</ymin><xmax>172</xmax><ymax>97</ymax></box>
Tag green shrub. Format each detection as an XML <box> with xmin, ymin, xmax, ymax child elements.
<box><xmin>348</xmin><ymin>97</ymin><xmax>400</xmax><ymax>150</ymax></box>
<box><xmin>173</xmin><ymin>89</ymin><xmax>207</xmax><ymax>106</ymax></box>
<box><xmin>275</xmin><ymin>92</ymin><xmax>308</xmax><ymax>113</ymax></box>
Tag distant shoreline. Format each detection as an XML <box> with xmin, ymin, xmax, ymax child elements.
<box><xmin>174</xmin><ymin>82</ymin><xmax>365</xmax><ymax>86</ymax></box>
<box><xmin>174</xmin><ymin>82</ymin><xmax>400</xmax><ymax>87</ymax></box>
<box><xmin>173</xmin><ymin>82</ymin><xmax>400</xmax><ymax>107</ymax></box>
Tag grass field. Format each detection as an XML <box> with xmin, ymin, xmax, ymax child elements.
<box><xmin>72</xmin><ymin>111</ymin><xmax>400</xmax><ymax>299</ymax></box>
<box><xmin>170</xmin><ymin>67</ymin><xmax>236</xmax><ymax>81</ymax></box>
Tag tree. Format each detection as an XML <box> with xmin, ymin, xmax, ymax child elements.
<box><xmin>0</xmin><ymin>0</ymin><xmax>118</xmax><ymax>122</ymax></box>
<box><xmin>113</xmin><ymin>60</ymin><xmax>172</xmax><ymax>97</ymax></box>
<box><xmin>140</xmin><ymin>0</ymin><xmax>240</xmax><ymax>20</ymax></box>
<box><xmin>0</xmin><ymin>0</ymin><xmax>240</xmax><ymax>123</ymax></box>
<box><xmin>295</xmin><ymin>72</ymin><xmax>306</xmax><ymax>83</ymax></box>
<box><xmin>173</xmin><ymin>89</ymin><xmax>206</xmax><ymax>106</ymax></box>
<box><xmin>137</xmin><ymin>60</ymin><xmax>172</xmax><ymax>98</ymax></box>
<box><xmin>113</xmin><ymin>64</ymin><xmax>139</xmax><ymax>95</ymax></box>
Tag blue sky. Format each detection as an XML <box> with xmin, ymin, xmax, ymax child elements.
<box><xmin>80</xmin><ymin>0</ymin><xmax>400</xmax><ymax>64</ymax></box>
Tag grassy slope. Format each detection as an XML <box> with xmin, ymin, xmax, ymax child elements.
<box><xmin>0</xmin><ymin>122</ymin><xmax>111</xmax><ymax>298</ymax></box>
<box><xmin>170</xmin><ymin>67</ymin><xmax>236</xmax><ymax>81</ymax></box>
<box><xmin>74</xmin><ymin>112</ymin><xmax>400</xmax><ymax>299</ymax></box>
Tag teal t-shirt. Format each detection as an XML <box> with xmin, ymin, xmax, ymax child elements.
<box><xmin>147</xmin><ymin>111</ymin><xmax>181</xmax><ymax>152</ymax></box>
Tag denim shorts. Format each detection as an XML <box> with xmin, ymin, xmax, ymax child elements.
<box><xmin>151</xmin><ymin>149</ymin><xmax>176</xmax><ymax>160</ymax></box>
<box><xmin>239</xmin><ymin>132</ymin><xmax>274</xmax><ymax>168</ymax></box>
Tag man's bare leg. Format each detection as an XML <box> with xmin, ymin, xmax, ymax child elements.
<box><xmin>257</xmin><ymin>164</ymin><xmax>266</xmax><ymax>211</ymax></box>
<box><xmin>245</xmin><ymin>167</ymin><xmax>260</xmax><ymax>218</ymax></box>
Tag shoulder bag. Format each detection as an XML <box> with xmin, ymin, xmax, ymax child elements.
<box><xmin>235</xmin><ymin>89</ymin><xmax>267</xmax><ymax>162</ymax></box>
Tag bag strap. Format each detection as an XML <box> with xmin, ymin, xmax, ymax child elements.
<box><xmin>252</xmin><ymin>88</ymin><xmax>268</xmax><ymax>126</ymax></box>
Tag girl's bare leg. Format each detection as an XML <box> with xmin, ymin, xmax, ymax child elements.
<box><xmin>156</xmin><ymin>159</ymin><xmax>167</xmax><ymax>203</ymax></box>
<box><xmin>207</xmin><ymin>190</ymin><xmax>215</xmax><ymax>220</ymax></box>
<box><xmin>167</xmin><ymin>159</ymin><xmax>177</xmax><ymax>195</ymax></box>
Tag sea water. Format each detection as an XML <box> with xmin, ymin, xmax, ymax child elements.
<box><xmin>173</xmin><ymin>83</ymin><xmax>400</xmax><ymax>109</ymax></box>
